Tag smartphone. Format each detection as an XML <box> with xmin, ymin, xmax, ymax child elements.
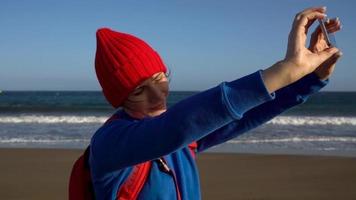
<box><xmin>318</xmin><ymin>18</ymin><xmax>337</xmax><ymax>47</ymax></box>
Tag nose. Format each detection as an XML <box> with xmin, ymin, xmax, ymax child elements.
<box><xmin>147</xmin><ymin>83</ymin><xmax>166</xmax><ymax>105</ymax></box>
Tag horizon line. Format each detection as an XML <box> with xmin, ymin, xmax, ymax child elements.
<box><xmin>1</xmin><ymin>90</ymin><xmax>356</xmax><ymax>93</ymax></box>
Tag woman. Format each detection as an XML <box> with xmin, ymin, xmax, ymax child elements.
<box><xmin>91</xmin><ymin>7</ymin><xmax>342</xmax><ymax>199</ymax></box>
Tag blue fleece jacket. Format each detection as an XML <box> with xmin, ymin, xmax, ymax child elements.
<box><xmin>89</xmin><ymin>70</ymin><xmax>328</xmax><ymax>199</ymax></box>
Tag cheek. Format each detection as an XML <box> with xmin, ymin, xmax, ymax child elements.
<box><xmin>160</xmin><ymin>82</ymin><xmax>169</xmax><ymax>97</ymax></box>
<box><xmin>129</xmin><ymin>101</ymin><xmax>149</xmax><ymax>111</ymax></box>
<box><xmin>123</xmin><ymin>96</ymin><xmax>148</xmax><ymax>111</ymax></box>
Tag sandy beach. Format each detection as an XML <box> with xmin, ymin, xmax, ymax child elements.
<box><xmin>0</xmin><ymin>148</ymin><xmax>355</xmax><ymax>200</ymax></box>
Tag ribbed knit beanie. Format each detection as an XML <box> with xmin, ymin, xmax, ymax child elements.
<box><xmin>95</xmin><ymin>28</ymin><xmax>167</xmax><ymax>108</ymax></box>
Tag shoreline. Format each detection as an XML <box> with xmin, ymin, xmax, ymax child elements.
<box><xmin>2</xmin><ymin>145</ymin><xmax>356</xmax><ymax>158</ymax></box>
<box><xmin>1</xmin><ymin>148</ymin><xmax>355</xmax><ymax>199</ymax></box>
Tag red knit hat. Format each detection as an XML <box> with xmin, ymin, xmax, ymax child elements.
<box><xmin>95</xmin><ymin>28</ymin><xmax>167</xmax><ymax>108</ymax></box>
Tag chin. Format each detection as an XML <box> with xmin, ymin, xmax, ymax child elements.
<box><xmin>149</xmin><ymin>108</ymin><xmax>167</xmax><ymax>117</ymax></box>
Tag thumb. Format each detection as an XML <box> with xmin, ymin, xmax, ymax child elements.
<box><xmin>317</xmin><ymin>47</ymin><xmax>340</xmax><ymax>63</ymax></box>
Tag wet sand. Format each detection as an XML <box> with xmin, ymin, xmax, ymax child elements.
<box><xmin>0</xmin><ymin>148</ymin><xmax>355</xmax><ymax>200</ymax></box>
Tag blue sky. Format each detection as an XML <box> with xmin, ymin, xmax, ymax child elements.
<box><xmin>0</xmin><ymin>0</ymin><xmax>355</xmax><ymax>91</ymax></box>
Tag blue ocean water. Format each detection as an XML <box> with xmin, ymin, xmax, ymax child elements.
<box><xmin>0</xmin><ymin>91</ymin><xmax>355</xmax><ymax>157</ymax></box>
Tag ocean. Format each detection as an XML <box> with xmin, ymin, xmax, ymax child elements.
<box><xmin>0</xmin><ymin>91</ymin><xmax>355</xmax><ymax>157</ymax></box>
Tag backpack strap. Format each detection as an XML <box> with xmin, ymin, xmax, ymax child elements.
<box><xmin>107</xmin><ymin>111</ymin><xmax>197</xmax><ymax>199</ymax></box>
<box><xmin>116</xmin><ymin>161</ymin><xmax>152</xmax><ymax>200</ymax></box>
<box><xmin>104</xmin><ymin>112</ymin><xmax>153</xmax><ymax>200</ymax></box>
<box><xmin>188</xmin><ymin>141</ymin><xmax>198</xmax><ymax>159</ymax></box>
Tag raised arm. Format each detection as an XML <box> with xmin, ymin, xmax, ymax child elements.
<box><xmin>196</xmin><ymin>72</ymin><xmax>328</xmax><ymax>152</ymax></box>
<box><xmin>197</xmin><ymin>7</ymin><xmax>342</xmax><ymax>152</ymax></box>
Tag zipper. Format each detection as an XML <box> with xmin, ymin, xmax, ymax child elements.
<box><xmin>156</xmin><ymin>157</ymin><xmax>182</xmax><ymax>200</ymax></box>
<box><xmin>157</xmin><ymin>158</ymin><xmax>170</xmax><ymax>173</ymax></box>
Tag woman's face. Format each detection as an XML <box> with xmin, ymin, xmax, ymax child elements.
<box><xmin>122</xmin><ymin>72</ymin><xmax>169</xmax><ymax>119</ymax></box>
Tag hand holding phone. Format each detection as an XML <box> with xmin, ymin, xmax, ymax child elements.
<box><xmin>318</xmin><ymin>18</ymin><xmax>337</xmax><ymax>47</ymax></box>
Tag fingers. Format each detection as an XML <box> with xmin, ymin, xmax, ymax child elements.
<box><xmin>312</xmin><ymin>18</ymin><xmax>341</xmax><ymax>37</ymax></box>
<box><xmin>321</xmin><ymin>18</ymin><xmax>342</xmax><ymax>33</ymax></box>
<box><xmin>330</xmin><ymin>51</ymin><xmax>343</xmax><ymax>63</ymax></box>
<box><xmin>315</xmin><ymin>50</ymin><xmax>342</xmax><ymax>80</ymax></box>
<box><xmin>327</xmin><ymin>17</ymin><xmax>342</xmax><ymax>33</ymax></box>
<box><xmin>324</xmin><ymin>49</ymin><xmax>343</xmax><ymax>64</ymax></box>
<box><xmin>298</xmin><ymin>6</ymin><xmax>327</xmax><ymax>16</ymax></box>
<box><xmin>317</xmin><ymin>47</ymin><xmax>341</xmax><ymax>64</ymax></box>
<box><xmin>290</xmin><ymin>6</ymin><xmax>327</xmax><ymax>48</ymax></box>
<box><xmin>309</xmin><ymin>17</ymin><xmax>342</xmax><ymax>50</ymax></box>
<box><xmin>302</xmin><ymin>7</ymin><xmax>328</xmax><ymax>31</ymax></box>
<box><xmin>293</xmin><ymin>6</ymin><xmax>327</xmax><ymax>32</ymax></box>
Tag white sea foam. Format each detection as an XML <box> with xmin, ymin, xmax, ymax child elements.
<box><xmin>267</xmin><ymin>116</ymin><xmax>356</xmax><ymax>126</ymax></box>
<box><xmin>0</xmin><ymin>138</ymin><xmax>90</xmax><ymax>143</ymax></box>
<box><xmin>0</xmin><ymin>115</ymin><xmax>108</xmax><ymax>124</ymax></box>
<box><xmin>228</xmin><ymin>136</ymin><xmax>356</xmax><ymax>144</ymax></box>
<box><xmin>0</xmin><ymin>115</ymin><xmax>356</xmax><ymax>125</ymax></box>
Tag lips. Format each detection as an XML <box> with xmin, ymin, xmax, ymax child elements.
<box><xmin>150</xmin><ymin>103</ymin><xmax>165</xmax><ymax>110</ymax></box>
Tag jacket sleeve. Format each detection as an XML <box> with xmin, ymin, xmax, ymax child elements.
<box><xmin>90</xmin><ymin>70</ymin><xmax>275</xmax><ymax>173</ymax></box>
<box><xmin>196</xmin><ymin>72</ymin><xmax>329</xmax><ymax>152</ymax></box>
